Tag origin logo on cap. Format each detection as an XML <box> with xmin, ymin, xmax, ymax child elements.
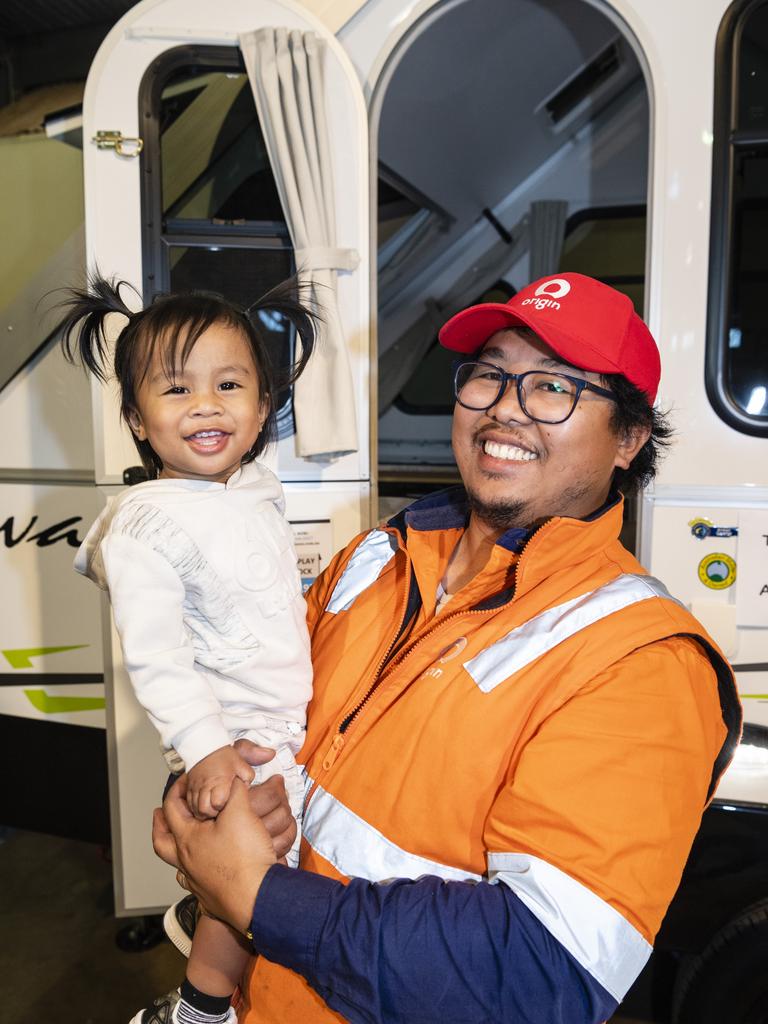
<box><xmin>439</xmin><ymin>272</ymin><xmax>660</xmax><ymax>403</ymax></box>
<box><xmin>523</xmin><ymin>278</ymin><xmax>571</xmax><ymax>310</ymax></box>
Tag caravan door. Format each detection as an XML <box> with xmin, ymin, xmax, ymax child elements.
<box><xmin>82</xmin><ymin>0</ymin><xmax>370</xmax><ymax>913</ymax></box>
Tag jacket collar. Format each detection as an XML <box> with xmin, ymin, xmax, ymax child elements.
<box><xmin>391</xmin><ymin>486</ymin><xmax>528</xmax><ymax>553</ymax></box>
<box><xmin>512</xmin><ymin>494</ymin><xmax>625</xmax><ymax>598</ymax></box>
<box><xmin>389</xmin><ymin>486</ymin><xmax>627</xmax><ymax>605</ymax></box>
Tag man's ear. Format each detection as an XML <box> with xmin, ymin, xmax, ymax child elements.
<box><xmin>614</xmin><ymin>424</ymin><xmax>651</xmax><ymax>470</ymax></box>
<box><xmin>126</xmin><ymin>407</ymin><xmax>147</xmax><ymax>441</ymax></box>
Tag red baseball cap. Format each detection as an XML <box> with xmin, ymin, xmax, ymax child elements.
<box><xmin>438</xmin><ymin>272</ymin><xmax>660</xmax><ymax>403</ymax></box>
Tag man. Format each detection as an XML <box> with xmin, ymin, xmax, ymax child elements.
<box><xmin>155</xmin><ymin>273</ymin><xmax>741</xmax><ymax>1024</ymax></box>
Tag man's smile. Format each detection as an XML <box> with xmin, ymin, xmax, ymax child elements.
<box><xmin>482</xmin><ymin>439</ymin><xmax>539</xmax><ymax>462</ymax></box>
<box><xmin>474</xmin><ymin>427</ymin><xmax>541</xmax><ymax>465</ymax></box>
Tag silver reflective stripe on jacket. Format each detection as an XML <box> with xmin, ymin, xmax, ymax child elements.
<box><xmin>326</xmin><ymin>529</ymin><xmax>398</xmax><ymax>614</ymax></box>
<box><xmin>464</xmin><ymin>573</ymin><xmax>683</xmax><ymax>693</ymax></box>
<box><xmin>303</xmin><ymin>783</ymin><xmax>482</xmax><ymax>883</ymax></box>
<box><xmin>488</xmin><ymin>852</ymin><xmax>652</xmax><ymax>1001</ymax></box>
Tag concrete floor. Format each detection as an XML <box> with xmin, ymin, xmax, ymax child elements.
<box><xmin>0</xmin><ymin>827</ymin><xmax>658</xmax><ymax>1023</ymax></box>
<box><xmin>0</xmin><ymin>827</ymin><xmax>182</xmax><ymax>1023</ymax></box>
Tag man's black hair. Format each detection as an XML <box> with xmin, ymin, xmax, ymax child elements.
<box><xmin>603</xmin><ymin>373</ymin><xmax>673</xmax><ymax>493</ymax></box>
<box><xmin>464</xmin><ymin>328</ymin><xmax>672</xmax><ymax>494</ymax></box>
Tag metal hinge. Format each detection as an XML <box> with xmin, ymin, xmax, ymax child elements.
<box><xmin>92</xmin><ymin>130</ymin><xmax>144</xmax><ymax>157</ymax></box>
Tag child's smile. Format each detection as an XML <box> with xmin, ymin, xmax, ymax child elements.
<box><xmin>128</xmin><ymin>321</ymin><xmax>268</xmax><ymax>484</ymax></box>
<box><xmin>185</xmin><ymin>429</ymin><xmax>232</xmax><ymax>454</ymax></box>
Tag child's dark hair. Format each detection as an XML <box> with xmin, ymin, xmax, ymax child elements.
<box><xmin>60</xmin><ymin>274</ymin><xmax>317</xmax><ymax>477</ymax></box>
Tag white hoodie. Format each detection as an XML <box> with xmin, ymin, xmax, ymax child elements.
<box><xmin>75</xmin><ymin>461</ymin><xmax>312</xmax><ymax>771</ymax></box>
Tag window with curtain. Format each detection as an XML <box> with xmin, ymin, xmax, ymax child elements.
<box><xmin>139</xmin><ymin>47</ymin><xmax>296</xmax><ymax>435</ymax></box>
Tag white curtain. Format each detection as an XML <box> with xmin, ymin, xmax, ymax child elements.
<box><xmin>239</xmin><ymin>28</ymin><xmax>359</xmax><ymax>459</ymax></box>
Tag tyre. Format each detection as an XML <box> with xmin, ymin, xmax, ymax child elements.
<box><xmin>671</xmin><ymin>901</ymin><xmax>768</xmax><ymax>1024</ymax></box>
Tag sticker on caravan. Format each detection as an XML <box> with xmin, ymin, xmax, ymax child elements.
<box><xmin>688</xmin><ymin>517</ymin><xmax>738</xmax><ymax>540</ymax></box>
<box><xmin>290</xmin><ymin>519</ymin><xmax>333</xmax><ymax>594</ymax></box>
<box><xmin>698</xmin><ymin>553</ymin><xmax>737</xmax><ymax>590</ymax></box>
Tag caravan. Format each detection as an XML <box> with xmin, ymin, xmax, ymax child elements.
<box><xmin>1</xmin><ymin>0</ymin><xmax>766</xmax><ymax>1019</ymax></box>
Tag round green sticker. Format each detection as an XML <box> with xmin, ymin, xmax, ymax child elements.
<box><xmin>697</xmin><ymin>552</ymin><xmax>737</xmax><ymax>590</ymax></box>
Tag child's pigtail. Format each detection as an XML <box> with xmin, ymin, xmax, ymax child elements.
<box><xmin>60</xmin><ymin>275</ymin><xmax>137</xmax><ymax>382</ymax></box>
<box><xmin>246</xmin><ymin>277</ymin><xmax>320</xmax><ymax>387</ymax></box>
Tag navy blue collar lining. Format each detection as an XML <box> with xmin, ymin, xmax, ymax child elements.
<box><xmin>387</xmin><ymin>486</ymin><xmax>622</xmax><ymax>555</ymax></box>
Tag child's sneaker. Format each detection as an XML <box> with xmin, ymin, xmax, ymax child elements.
<box><xmin>163</xmin><ymin>894</ymin><xmax>199</xmax><ymax>957</ymax></box>
<box><xmin>128</xmin><ymin>989</ymin><xmax>237</xmax><ymax>1023</ymax></box>
<box><xmin>128</xmin><ymin>989</ymin><xmax>181</xmax><ymax>1023</ymax></box>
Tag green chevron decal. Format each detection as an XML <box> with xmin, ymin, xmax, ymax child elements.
<box><xmin>3</xmin><ymin>645</ymin><xmax>88</xmax><ymax>669</ymax></box>
<box><xmin>24</xmin><ymin>689</ymin><xmax>106</xmax><ymax>713</ymax></box>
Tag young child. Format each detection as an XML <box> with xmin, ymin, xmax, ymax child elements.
<box><xmin>62</xmin><ymin>276</ymin><xmax>317</xmax><ymax>1024</ymax></box>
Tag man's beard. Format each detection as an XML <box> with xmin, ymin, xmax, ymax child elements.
<box><xmin>465</xmin><ymin>479</ymin><xmax>604</xmax><ymax>532</ymax></box>
<box><xmin>465</xmin><ymin>487</ymin><xmax>530</xmax><ymax>531</ymax></box>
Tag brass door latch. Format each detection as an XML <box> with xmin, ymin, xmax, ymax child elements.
<box><xmin>92</xmin><ymin>130</ymin><xmax>144</xmax><ymax>157</ymax></box>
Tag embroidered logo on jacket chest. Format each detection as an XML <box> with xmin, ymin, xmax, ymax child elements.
<box><xmin>420</xmin><ymin>637</ymin><xmax>468</xmax><ymax>680</ymax></box>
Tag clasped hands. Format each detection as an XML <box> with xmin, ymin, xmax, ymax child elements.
<box><xmin>152</xmin><ymin>740</ymin><xmax>295</xmax><ymax>935</ymax></box>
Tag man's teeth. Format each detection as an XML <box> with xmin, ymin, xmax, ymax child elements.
<box><xmin>483</xmin><ymin>440</ymin><xmax>538</xmax><ymax>461</ymax></box>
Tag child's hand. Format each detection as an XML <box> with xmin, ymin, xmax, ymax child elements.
<box><xmin>186</xmin><ymin>745</ymin><xmax>255</xmax><ymax>820</ymax></box>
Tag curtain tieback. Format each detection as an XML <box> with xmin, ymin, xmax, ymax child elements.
<box><xmin>294</xmin><ymin>246</ymin><xmax>360</xmax><ymax>272</ymax></box>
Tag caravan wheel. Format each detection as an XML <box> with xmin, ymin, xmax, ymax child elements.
<box><xmin>671</xmin><ymin>901</ymin><xmax>768</xmax><ymax>1024</ymax></box>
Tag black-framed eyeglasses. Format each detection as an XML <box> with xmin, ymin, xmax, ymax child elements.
<box><xmin>454</xmin><ymin>361</ymin><xmax>618</xmax><ymax>424</ymax></box>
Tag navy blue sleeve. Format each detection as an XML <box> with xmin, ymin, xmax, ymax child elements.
<box><xmin>250</xmin><ymin>864</ymin><xmax>618</xmax><ymax>1024</ymax></box>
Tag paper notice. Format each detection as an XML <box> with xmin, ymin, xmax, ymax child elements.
<box><xmin>736</xmin><ymin>509</ymin><xmax>768</xmax><ymax>628</ymax></box>
<box><xmin>290</xmin><ymin>519</ymin><xmax>334</xmax><ymax>594</ymax></box>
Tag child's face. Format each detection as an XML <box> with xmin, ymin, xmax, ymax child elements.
<box><xmin>128</xmin><ymin>321</ymin><xmax>268</xmax><ymax>484</ymax></box>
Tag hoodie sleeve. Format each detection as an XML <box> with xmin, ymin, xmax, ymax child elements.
<box><xmin>100</xmin><ymin>529</ymin><xmax>231</xmax><ymax>769</ymax></box>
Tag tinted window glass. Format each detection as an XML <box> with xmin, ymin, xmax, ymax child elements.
<box><xmin>560</xmin><ymin>209</ymin><xmax>646</xmax><ymax>313</ymax></box>
<box><xmin>167</xmin><ymin>244</ymin><xmax>292</xmax><ymax>304</ymax></box>
<box><xmin>738</xmin><ymin>4</ymin><xmax>768</xmax><ymax>132</ymax></box>
<box><xmin>160</xmin><ymin>69</ymin><xmax>283</xmax><ymax>223</ymax></box>
<box><xmin>709</xmin><ymin>3</ymin><xmax>768</xmax><ymax>432</ymax></box>
<box><xmin>142</xmin><ymin>51</ymin><xmax>295</xmax><ymax>432</ymax></box>
<box><xmin>726</xmin><ymin>147</ymin><xmax>768</xmax><ymax>416</ymax></box>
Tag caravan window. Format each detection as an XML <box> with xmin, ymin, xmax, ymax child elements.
<box><xmin>139</xmin><ymin>48</ymin><xmax>295</xmax><ymax>429</ymax></box>
<box><xmin>708</xmin><ymin>1</ymin><xmax>768</xmax><ymax>435</ymax></box>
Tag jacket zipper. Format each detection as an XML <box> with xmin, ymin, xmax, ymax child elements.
<box><xmin>320</xmin><ymin>541</ymin><xmax>414</xmax><ymax>771</ymax></box>
<box><xmin>318</xmin><ymin>518</ymin><xmax>556</xmax><ymax>772</ymax></box>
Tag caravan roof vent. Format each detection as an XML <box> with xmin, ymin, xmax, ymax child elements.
<box><xmin>541</xmin><ymin>40</ymin><xmax>623</xmax><ymax>127</ymax></box>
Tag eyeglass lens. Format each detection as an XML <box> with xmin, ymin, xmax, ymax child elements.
<box><xmin>455</xmin><ymin>363</ymin><xmax>581</xmax><ymax>422</ymax></box>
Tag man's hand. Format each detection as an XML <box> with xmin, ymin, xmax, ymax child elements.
<box><xmin>186</xmin><ymin>745</ymin><xmax>255</xmax><ymax>819</ymax></box>
<box><xmin>154</xmin><ymin>778</ymin><xmax>276</xmax><ymax>933</ymax></box>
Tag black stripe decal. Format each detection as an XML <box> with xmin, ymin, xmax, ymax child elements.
<box><xmin>0</xmin><ymin>674</ymin><xmax>104</xmax><ymax>687</ymax></box>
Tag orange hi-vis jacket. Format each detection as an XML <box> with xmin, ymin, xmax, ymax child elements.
<box><xmin>241</xmin><ymin>490</ymin><xmax>741</xmax><ymax>1024</ymax></box>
